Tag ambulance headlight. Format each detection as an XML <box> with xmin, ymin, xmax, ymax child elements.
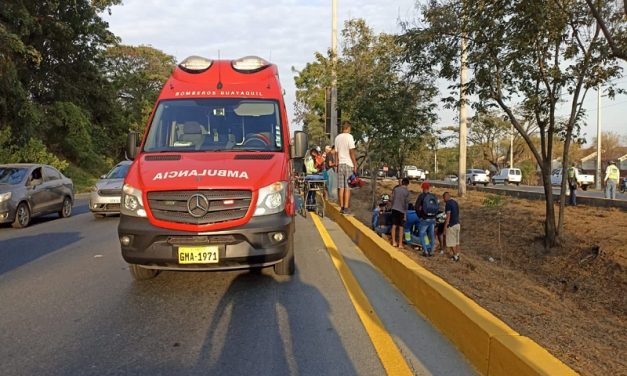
<box><xmin>179</xmin><ymin>56</ymin><xmax>213</xmax><ymax>73</ymax></box>
<box><xmin>121</xmin><ymin>184</ymin><xmax>147</xmax><ymax>217</ymax></box>
<box><xmin>254</xmin><ymin>181</ymin><xmax>287</xmax><ymax>216</ymax></box>
<box><xmin>232</xmin><ymin>56</ymin><xmax>270</xmax><ymax>73</ymax></box>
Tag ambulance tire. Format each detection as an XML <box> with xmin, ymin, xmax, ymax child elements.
<box><xmin>274</xmin><ymin>237</ymin><xmax>295</xmax><ymax>275</ymax></box>
<box><xmin>128</xmin><ymin>263</ymin><xmax>160</xmax><ymax>281</ymax></box>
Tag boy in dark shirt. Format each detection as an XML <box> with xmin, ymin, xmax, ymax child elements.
<box><xmin>443</xmin><ymin>192</ymin><xmax>461</xmax><ymax>261</ymax></box>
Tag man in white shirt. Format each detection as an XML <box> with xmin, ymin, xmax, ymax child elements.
<box><xmin>334</xmin><ymin>121</ymin><xmax>358</xmax><ymax>214</ymax></box>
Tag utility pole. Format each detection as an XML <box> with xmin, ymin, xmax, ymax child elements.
<box><xmin>458</xmin><ymin>35</ymin><xmax>468</xmax><ymax>197</ymax></box>
<box><xmin>330</xmin><ymin>0</ymin><xmax>338</xmax><ymax>143</ymax></box>
<box><xmin>596</xmin><ymin>84</ymin><xmax>602</xmax><ymax>190</ymax></box>
<box><xmin>510</xmin><ymin>123</ymin><xmax>514</xmax><ymax>168</ymax></box>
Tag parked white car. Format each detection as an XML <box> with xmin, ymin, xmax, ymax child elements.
<box><xmin>466</xmin><ymin>169</ymin><xmax>490</xmax><ymax>186</ymax></box>
<box><xmin>550</xmin><ymin>168</ymin><xmax>594</xmax><ymax>191</ymax></box>
<box><xmin>403</xmin><ymin>165</ymin><xmax>426</xmax><ymax>180</ymax></box>
<box><xmin>491</xmin><ymin>168</ymin><xmax>522</xmax><ymax>186</ymax></box>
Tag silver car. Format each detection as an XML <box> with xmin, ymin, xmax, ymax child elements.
<box><xmin>0</xmin><ymin>164</ymin><xmax>74</xmax><ymax>228</ymax></box>
<box><xmin>89</xmin><ymin>161</ymin><xmax>132</xmax><ymax>218</ymax></box>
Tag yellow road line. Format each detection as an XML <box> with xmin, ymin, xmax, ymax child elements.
<box><xmin>311</xmin><ymin>214</ymin><xmax>414</xmax><ymax>376</ymax></box>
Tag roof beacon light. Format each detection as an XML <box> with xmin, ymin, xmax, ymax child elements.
<box><xmin>232</xmin><ymin>56</ymin><xmax>270</xmax><ymax>73</ymax></box>
<box><xmin>179</xmin><ymin>56</ymin><xmax>213</xmax><ymax>73</ymax></box>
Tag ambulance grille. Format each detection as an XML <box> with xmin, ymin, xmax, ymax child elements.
<box><xmin>147</xmin><ymin>190</ymin><xmax>252</xmax><ymax>225</ymax></box>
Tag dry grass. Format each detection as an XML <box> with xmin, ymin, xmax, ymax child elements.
<box><xmin>348</xmin><ymin>180</ymin><xmax>626</xmax><ymax>376</ymax></box>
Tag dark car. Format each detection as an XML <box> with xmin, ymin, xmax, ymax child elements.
<box><xmin>0</xmin><ymin>164</ymin><xmax>74</xmax><ymax>228</ymax></box>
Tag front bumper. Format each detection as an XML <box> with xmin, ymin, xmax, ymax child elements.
<box><xmin>89</xmin><ymin>192</ymin><xmax>121</xmax><ymax>213</ymax></box>
<box><xmin>118</xmin><ymin>212</ymin><xmax>294</xmax><ymax>271</ymax></box>
<box><xmin>0</xmin><ymin>201</ymin><xmax>16</xmax><ymax>223</ymax></box>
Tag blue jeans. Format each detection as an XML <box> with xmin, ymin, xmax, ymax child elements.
<box><xmin>605</xmin><ymin>180</ymin><xmax>617</xmax><ymax>199</ymax></box>
<box><xmin>326</xmin><ymin>169</ymin><xmax>337</xmax><ymax>200</ymax></box>
<box><xmin>569</xmin><ymin>185</ymin><xmax>576</xmax><ymax>205</ymax></box>
<box><xmin>418</xmin><ymin>218</ymin><xmax>435</xmax><ymax>253</ymax></box>
<box><xmin>374</xmin><ymin>225</ymin><xmax>391</xmax><ymax>236</ymax></box>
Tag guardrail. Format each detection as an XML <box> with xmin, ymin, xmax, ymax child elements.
<box><xmin>430</xmin><ymin>181</ymin><xmax>627</xmax><ymax>211</ymax></box>
<box><xmin>326</xmin><ymin>201</ymin><xmax>578</xmax><ymax>376</ymax></box>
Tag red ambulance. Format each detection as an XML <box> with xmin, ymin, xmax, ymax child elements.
<box><xmin>118</xmin><ymin>55</ymin><xmax>307</xmax><ymax>280</ymax></box>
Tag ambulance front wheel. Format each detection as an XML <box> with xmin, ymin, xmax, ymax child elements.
<box><xmin>128</xmin><ymin>263</ymin><xmax>160</xmax><ymax>281</ymax></box>
<box><xmin>274</xmin><ymin>237</ymin><xmax>295</xmax><ymax>276</ymax></box>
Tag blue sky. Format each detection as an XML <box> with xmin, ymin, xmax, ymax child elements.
<box><xmin>103</xmin><ymin>0</ymin><xmax>627</xmax><ymax>144</ymax></box>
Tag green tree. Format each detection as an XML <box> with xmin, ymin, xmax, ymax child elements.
<box><xmin>102</xmin><ymin>45</ymin><xmax>176</xmax><ymax>132</ymax></box>
<box><xmin>403</xmin><ymin>0</ymin><xmax>625</xmax><ymax>248</ymax></box>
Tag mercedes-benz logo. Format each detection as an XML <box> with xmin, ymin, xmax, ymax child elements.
<box><xmin>187</xmin><ymin>194</ymin><xmax>209</xmax><ymax>218</ymax></box>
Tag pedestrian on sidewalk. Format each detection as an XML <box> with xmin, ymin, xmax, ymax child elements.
<box><xmin>334</xmin><ymin>121</ymin><xmax>358</xmax><ymax>214</ymax></box>
<box><xmin>443</xmin><ymin>192</ymin><xmax>461</xmax><ymax>262</ymax></box>
<box><xmin>390</xmin><ymin>178</ymin><xmax>410</xmax><ymax>248</ymax></box>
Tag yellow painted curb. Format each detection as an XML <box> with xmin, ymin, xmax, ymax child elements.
<box><xmin>326</xmin><ymin>201</ymin><xmax>578</xmax><ymax>376</ymax></box>
<box><xmin>489</xmin><ymin>335</ymin><xmax>578</xmax><ymax>376</ymax></box>
<box><xmin>311</xmin><ymin>214</ymin><xmax>414</xmax><ymax>376</ymax></box>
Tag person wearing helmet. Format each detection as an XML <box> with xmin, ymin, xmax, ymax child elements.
<box><xmin>604</xmin><ymin>160</ymin><xmax>620</xmax><ymax>199</ymax></box>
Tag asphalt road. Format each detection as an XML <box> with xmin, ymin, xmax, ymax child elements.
<box><xmin>0</xmin><ymin>198</ymin><xmax>474</xmax><ymax>376</ymax></box>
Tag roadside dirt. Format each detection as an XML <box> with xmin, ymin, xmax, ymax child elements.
<box><xmin>347</xmin><ymin>180</ymin><xmax>626</xmax><ymax>376</ymax></box>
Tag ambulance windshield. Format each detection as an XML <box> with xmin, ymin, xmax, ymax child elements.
<box><xmin>143</xmin><ymin>99</ymin><xmax>283</xmax><ymax>152</ymax></box>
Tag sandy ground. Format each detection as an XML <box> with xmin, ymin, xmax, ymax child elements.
<box><xmin>345</xmin><ymin>179</ymin><xmax>626</xmax><ymax>376</ymax></box>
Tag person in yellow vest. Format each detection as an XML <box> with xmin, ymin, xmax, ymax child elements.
<box><xmin>567</xmin><ymin>162</ymin><xmax>579</xmax><ymax>206</ymax></box>
<box><xmin>604</xmin><ymin>161</ymin><xmax>620</xmax><ymax>199</ymax></box>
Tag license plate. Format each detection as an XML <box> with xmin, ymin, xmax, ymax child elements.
<box><xmin>177</xmin><ymin>246</ymin><xmax>219</xmax><ymax>264</ymax></box>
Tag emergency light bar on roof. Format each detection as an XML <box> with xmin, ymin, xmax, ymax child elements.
<box><xmin>178</xmin><ymin>56</ymin><xmax>213</xmax><ymax>73</ymax></box>
<box><xmin>232</xmin><ymin>56</ymin><xmax>271</xmax><ymax>73</ymax></box>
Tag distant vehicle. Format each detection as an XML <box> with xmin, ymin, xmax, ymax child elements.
<box><xmin>466</xmin><ymin>169</ymin><xmax>490</xmax><ymax>186</ymax></box>
<box><xmin>550</xmin><ymin>168</ymin><xmax>594</xmax><ymax>191</ymax></box>
<box><xmin>444</xmin><ymin>174</ymin><xmax>459</xmax><ymax>183</ymax></box>
<box><xmin>403</xmin><ymin>165</ymin><xmax>426</xmax><ymax>180</ymax></box>
<box><xmin>491</xmin><ymin>168</ymin><xmax>522</xmax><ymax>186</ymax></box>
<box><xmin>0</xmin><ymin>163</ymin><xmax>74</xmax><ymax>228</ymax></box>
<box><xmin>90</xmin><ymin>160</ymin><xmax>132</xmax><ymax>218</ymax></box>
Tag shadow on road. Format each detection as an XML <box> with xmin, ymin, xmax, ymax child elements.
<box><xmin>0</xmin><ymin>232</ymin><xmax>82</xmax><ymax>275</ymax></box>
<box><xmin>52</xmin><ymin>268</ymin><xmax>360</xmax><ymax>376</ymax></box>
<box><xmin>196</xmin><ymin>271</ymin><xmax>359</xmax><ymax>376</ymax></box>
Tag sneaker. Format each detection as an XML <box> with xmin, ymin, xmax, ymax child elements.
<box><xmin>428</xmin><ymin>251</ymin><xmax>434</xmax><ymax>257</ymax></box>
<box><xmin>421</xmin><ymin>251</ymin><xmax>429</xmax><ymax>257</ymax></box>
<box><xmin>439</xmin><ymin>250</ymin><xmax>444</xmax><ymax>255</ymax></box>
<box><xmin>339</xmin><ymin>207</ymin><xmax>345</xmax><ymax>214</ymax></box>
<box><xmin>342</xmin><ymin>208</ymin><xmax>350</xmax><ymax>215</ymax></box>
<box><xmin>451</xmin><ymin>254</ymin><xmax>460</xmax><ymax>262</ymax></box>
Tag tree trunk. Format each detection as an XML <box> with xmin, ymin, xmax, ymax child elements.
<box><xmin>540</xmin><ymin>167</ymin><xmax>557</xmax><ymax>249</ymax></box>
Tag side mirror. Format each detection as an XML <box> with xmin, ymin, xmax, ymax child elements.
<box><xmin>100</xmin><ymin>174</ymin><xmax>106</xmax><ymax>179</ymax></box>
<box><xmin>127</xmin><ymin>131</ymin><xmax>140</xmax><ymax>160</ymax></box>
<box><xmin>291</xmin><ymin>131</ymin><xmax>308</xmax><ymax>159</ymax></box>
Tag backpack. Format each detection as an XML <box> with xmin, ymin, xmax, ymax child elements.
<box><xmin>421</xmin><ymin>193</ymin><xmax>439</xmax><ymax>218</ymax></box>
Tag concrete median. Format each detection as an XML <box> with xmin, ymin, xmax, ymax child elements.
<box><xmin>326</xmin><ymin>201</ymin><xmax>578</xmax><ymax>376</ymax></box>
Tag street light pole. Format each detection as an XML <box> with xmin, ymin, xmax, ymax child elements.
<box><xmin>596</xmin><ymin>84</ymin><xmax>602</xmax><ymax>190</ymax></box>
<box><xmin>330</xmin><ymin>0</ymin><xmax>338</xmax><ymax>143</ymax></box>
